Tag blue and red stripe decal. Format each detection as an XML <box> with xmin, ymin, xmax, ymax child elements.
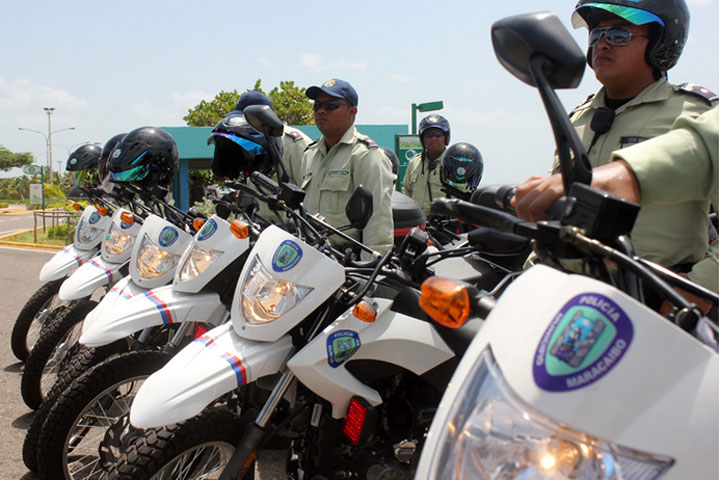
<box><xmin>88</xmin><ymin>259</ymin><xmax>113</xmax><ymax>283</ymax></box>
<box><xmin>143</xmin><ymin>290</ymin><xmax>173</xmax><ymax>324</ymax></box>
<box><xmin>62</xmin><ymin>246</ymin><xmax>83</xmax><ymax>266</ymax></box>
<box><xmin>109</xmin><ymin>287</ymin><xmax>133</xmax><ymax>300</ymax></box>
<box><xmin>193</xmin><ymin>334</ymin><xmax>247</xmax><ymax>387</ymax></box>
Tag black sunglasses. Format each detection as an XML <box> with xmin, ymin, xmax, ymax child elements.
<box><xmin>423</xmin><ymin>131</ymin><xmax>445</xmax><ymax>139</ymax></box>
<box><xmin>313</xmin><ymin>100</ymin><xmax>348</xmax><ymax>111</ymax></box>
<box><xmin>589</xmin><ymin>26</ymin><xmax>648</xmax><ymax>47</ymax></box>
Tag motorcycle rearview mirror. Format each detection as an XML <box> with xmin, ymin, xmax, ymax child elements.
<box><xmin>243</xmin><ymin>104</ymin><xmax>290</xmax><ymax>184</ymax></box>
<box><xmin>491</xmin><ymin>12</ymin><xmax>591</xmax><ymax>193</ymax></box>
<box><xmin>345</xmin><ymin>185</ymin><xmax>373</xmax><ymax>231</ymax></box>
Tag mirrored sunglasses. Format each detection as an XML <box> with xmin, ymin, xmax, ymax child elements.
<box><xmin>313</xmin><ymin>100</ymin><xmax>347</xmax><ymax>111</ymax></box>
<box><xmin>589</xmin><ymin>26</ymin><xmax>648</xmax><ymax>47</ymax></box>
<box><xmin>423</xmin><ymin>131</ymin><xmax>445</xmax><ymax>139</ymax></box>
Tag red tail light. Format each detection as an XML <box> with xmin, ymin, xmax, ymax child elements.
<box><xmin>193</xmin><ymin>324</ymin><xmax>208</xmax><ymax>340</ymax></box>
<box><xmin>342</xmin><ymin>397</ymin><xmax>370</xmax><ymax>446</ymax></box>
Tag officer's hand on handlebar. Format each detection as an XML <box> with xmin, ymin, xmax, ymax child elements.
<box><xmin>510</xmin><ymin>174</ymin><xmax>564</xmax><ymax>222</ymax></box>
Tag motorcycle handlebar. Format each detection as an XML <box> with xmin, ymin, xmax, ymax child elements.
<box><xmin>470</xmin><ymin>184</ymin><xmax>517</xmax><ymax>215</ymax></box>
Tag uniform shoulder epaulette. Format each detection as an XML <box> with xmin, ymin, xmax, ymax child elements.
<box><xmin>304</xmin><ymin>139</ymin><xmax>319</xmax><ymax>151</ymax></box>
<box><xmin>286</xmin><ymin>129</ymin><xmax>304</xmax><ymax>142</ymax></box>
<box><xmin>568</xmin><ymin>93</ymin><xmax>595</xmax><ymax>118</ymax></box>
<box><xmin>359</xmin><ymin>136</ymin><xmax>379</xmax><ymax>148</ymax></box>
<box><xmin>678</xmin><ymin>83</ymin><xmax>718</xmax><ymax>105</ymax></box>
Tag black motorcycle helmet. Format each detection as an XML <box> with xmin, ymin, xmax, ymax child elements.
<box><xmin>419</xmin><ymin>114</ymin><xmax>450</xmax><ymax>147</ymax></box>
<box><xmin>98</xmin><ymin>133</ymin><xmax>126</xmax><ymax>185</ymax></box>
<box><xmin>108</xmin><ymin>127</ymin><xmax>178</xmax><ymax>188</ymax></box>
<box><xmin>380</xmin><ymin>147</ymin><xmax>399</xmax><ymax>177</ymax></box>
<box><xmin>66</xmin><ymin>144</ymin><xmax>102</xmax><ymax>188</ymax></box>
<box><xmin>207</xmin><ymin>111</ymin><xmax>272</xmax><ymax>179</ymax></box>
<box><xmin>571</xmin><ymin>0</ymin><xmax>690</xmax><ymax>72</ymax></box>
<box><xmin>441</xmin><ymin>142</ymin><xmax>483</xmax><ymax>192</ymax></box>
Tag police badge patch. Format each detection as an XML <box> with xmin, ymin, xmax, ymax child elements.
<box><xmin>272</xmin><ymin>240</ymin><xmax>303</xmax><ymax>272</ymax></box>
<box><xmin>533</xmin><ymin>293</ymin><xmax>633</xmax><ymax>392</ymax></box>
<box><xmin>326</xmin><ymin>329</ymin><xmax>361</xmax><ymax>368</ymax></box>
<box><xmin>158</xmin><ymin>226</ymin><xmax>179</xmax><ymax>247</ymax></box>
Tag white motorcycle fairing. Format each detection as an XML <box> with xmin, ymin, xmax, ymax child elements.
<box><xmin>38</xmin><ymin>243</ymin><xmax>99</xmax><ymax>282</ymax></box>
<box><xmin>130</xmin><ymin>322</ymin><xmax>293</xmax><ymax>428</ymax></box>
<box><xmin>231</xmin><ymin>225</ymin><xmax>345</xmax><ymax>342</ymax></box>
<box><xmin>80</xmin><ymin>284</ymin><xmax>227</xmax><ymax>347</ymax></box>
<box><xmin>416</xmin><ymin>264</ymin><xmax>718</xmax><ymax>480</ymax></box>
<box><xmin>289</xmin><ymin>298</ymin><xmax>455</xmax><ymax>418</ymax></box>
<box><xmin>173</xmin><ymin>215</ymin><xmax>251</xmax><ymax>294</ymax></box>
<box><xmin>73</xmin><ymin>205</ymin><xmax>113</xmax><ymax>250</ymax></box>
<box><xmin>80</xmin><ymin>275</ymin><xmax>149</xmax><ymax>336</ymax></box>
<box><xmin>58</xmin><ymin>254</ymin><xmax>127</xmax><ymax>301</ymax></box>
<box><xmin>129</xmin><ymin>214</ymin><xmax>193</xmax><ymax>289</ymax></box>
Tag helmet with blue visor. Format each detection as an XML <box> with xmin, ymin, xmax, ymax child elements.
<box><xmin>107</xmin><ymin>127</ymin><xmax>178</xmax><ymax>188</ymax></box>
<box><xmin>207</xmin><ymin>110</ymin><xmax>272</xmax><ymax>179</ymax></box>
<box><xmin>441</xmin><ymin>142</ymin><xmax>483</xmax><ymax>193</ymax></box>
<box><xmin>571</xmin><ymin>0</ymin><xmax>690</xmax><ymax>72</ymax></box>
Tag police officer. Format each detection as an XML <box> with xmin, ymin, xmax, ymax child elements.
<box><xmin>516</xmin><ymin>0</ymin><xmax>717</xmax><ymax>277</ymax></box>
<box><xmin>300</xmin><ymin>79</ymin><xmax>394</xmax><ymax>255</ymax></box>
<box><xmin>402</xmin><ymin>114</ymin><xmax>450</xmax><ymax>217</ymax></box>
<box><xmin>234</xmin><ymin>91</ymin><xmax>311</xmax><ymax>185</ymax></box>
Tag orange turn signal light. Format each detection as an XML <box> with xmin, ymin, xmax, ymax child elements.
<box><xmin>97</xmin><ymin>207</ymin><xmax>108</xmax><ymax>216</ymax></box>
<box><xmin>72</xmin><ymin>203</ymin><xmax>83</xmax><ymax>211</ymax></box>
<box><xmin>120</xmin><ymin>212</ymin><xmax>135</xmax><ymax>225</ymax></box>
<box><xmin>353</xmin><ymin>301</ymin><xmax>377</xmax><ymax>323</ymax></box>
<box><xmin>419</xmin><ymin>277</ymin><xmax>471</xmax><ymax>329</ymax></box>
<box><xmin>230</xmin><ymin>220</ymin><xmax>249</xmax><ymax>239</ymax></box>
<box><xmin>193</xmin><ymin>218</ymin><xmax>205</xmax><ymax>232</ymax></box>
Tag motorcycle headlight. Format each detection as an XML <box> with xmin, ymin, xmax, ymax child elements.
<box><xmin>426</xmin><ymin>348</ymin><xmax>674</xmax><ymax>480</ymax></box>
<box><xmin>177</xmin><ymin>244</ymin><xmax>223</xmax><ymax>283</ymax></box>
<box><xmin>76</xmin><ymin>217</ymin><xmax>105</xmax><ymax>244</ymax></box>
<box><xmin>104</xmin><ymin>223</ymin><xmax>135</xmax><ymax>255</ymax></box>
<box><xmin>136</xmin><ymin>234</ymin><xmax>179</xmax><ymax>280</ymax></box>
<box><xmin>240</xmin><ymin>256</ymin><xmax>312</xmax><ymax>325</ymax></box>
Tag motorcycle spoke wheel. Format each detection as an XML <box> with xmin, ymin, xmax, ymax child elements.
<box><xmin>11</xmin><ymin>278</ymin><xmax>65</xmax><ymax>361</ymax></box>
<box><xmin>107</xmin><ymin>408</ymin><xmax>254</xmax><ymax>480</ymax></box>
<box><xmin>36</xmin><ymin>351</ymin><xmax>171</xmax><ymax>480</ymax></box>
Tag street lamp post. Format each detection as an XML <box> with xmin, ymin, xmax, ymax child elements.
<box><xmin>18</xmin><ymin>107</ymin><xmax>75</xmax><ymax>179</ymax></box>
<box><xmin>411</xmin><ymin>101</ymin><xmax>444</xmax><ymax>134</ymax></box>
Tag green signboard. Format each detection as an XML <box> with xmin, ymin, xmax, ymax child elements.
<box><xmin>23</xmin><ymin>165</ymin><xmax>41</xmax><ymax>175</ymax></box>
<box><xmin>394</xmin><ymin>134</ymin><xmax>422</xmax><ymax>190</ymax></box>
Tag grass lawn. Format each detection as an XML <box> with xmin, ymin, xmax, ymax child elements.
<box><xmin>3</xmin><ymin>228</ymin><xmax>70</xmax><ymax>247</ymax></box>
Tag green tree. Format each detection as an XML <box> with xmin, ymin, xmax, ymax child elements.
<box><xmin>0</xmin><ymin>145</ymin><xmax>33</xmax><ymax>171</ymax></box>
<box><xmin>183</xmin><ymin>79</ymin><xmax>313</xmax><ymax>127</ymax></box>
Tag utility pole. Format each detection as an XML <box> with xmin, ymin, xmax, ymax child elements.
<box><xmin>44</xmin><ymin>107</ymin><xmax>55</xmax><ymax>178</ymax></box>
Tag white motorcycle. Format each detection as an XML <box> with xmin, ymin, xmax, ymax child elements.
<box><xmin>414</xmin><ymin>12</ymin><xmax>719</xmax><ymax>480</ymax></box>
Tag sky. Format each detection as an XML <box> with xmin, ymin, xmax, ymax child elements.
<box><xmin>1</xmin><ymin>0</ymin><xmax>718</xmax><ymax>185</ymax></box>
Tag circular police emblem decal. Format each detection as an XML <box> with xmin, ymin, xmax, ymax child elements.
<box><xmin>120</xmin><ymin>219</ymin><xmax>133</xmax><ymax>229</ymax></box>
<box><xmin>158</xmin><ymin>226</ymin><xmax>179</xmax><ymax>247</ymax></box>
<box><xmin>272</xmin><ymin>240</ymin><xmax>302</xmax><ymax>272</ymax></box>
<box><xmin>323</xmin><ymin>79</ymin><xmax>336</xmax><ymax>87</ymax></box>
<box><xmin>457</xmin><ymin>166</ymin><xmax>466</xmax><ymax>176</ymax></box>
<box><xmin>533</xmin><ymin>293</ymin><xmax>633</xmax><ymax>392</ymax></box>
<box><xmin>197</xmin><ymin>219</ymin><xmax>217</xmax><ymax>242</ymax></box>
<box><xmin>70</xmin><ymin>158</ymin><xmax>77</xmax><ymax>165</ymax></box>
<box><xmin>88</xmin><ymin>212</ymin><xmax>101</xmax><ymax>224</ymax></box>
<box><xmin>327</xmin><ymin>329</ymin><xmax>361</xmax><ymax>368</ymax></box>
<box><xmin>112</xmin><ymin>149</ymin><xmax>121</xmax><ymax>159</ymax></box>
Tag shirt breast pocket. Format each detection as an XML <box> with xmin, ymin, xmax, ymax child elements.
<box><xmin>319</xmin><ymin>172</ymin><xmax>352</xmax><ymax>214</ymax></box>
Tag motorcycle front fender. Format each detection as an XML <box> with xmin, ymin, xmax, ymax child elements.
<box><xmin>130</xmin><ymin>323</ymin><xmax>293</xmax><ymax>429</ymax></box>
<box><xmin>39</xmin><ymin>244</ymin><xmax>99</xmax><ymax>282</ymax></box>
<box><xmin>58</xmin><ymin>256</ymin><xmax>128</xmax><ymax>301</ymax></box>
<box><xmin>80</xmin><ymin>285</ymin><xmax>227</xmax><ymax>347</ymax></box>
<box><xmin>81</xmin><ymin>276</ymin><xmax>146</xmax><ymax>334</ymax></box>
<box><xmin>288</xmin><ymin>298</ymin><xmax>456</xmax><ymax>418</ymax></box>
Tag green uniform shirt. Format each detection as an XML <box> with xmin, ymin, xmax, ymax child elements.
<box><xmin>613</xmin><ymin>107</ymin><xmax>719</xmax><ymax>290</ymax></box>
<box><xmin>555</xmin><ymin>78</ymin><xmax>716</xmax><ymax>271</ymax></box>
<box><xmin>300</xmin><ymin>126</ymin><xmax>394</xmax><ymax>255</ymax></box>
<box><xmin>402</xmin><ymin>148</ymin><xmax>446</xmax><ymax>217</ymax></box>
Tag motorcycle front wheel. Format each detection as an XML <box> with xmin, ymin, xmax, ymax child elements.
<box><xmin>107</xmin><ymin>408</ymin><xmax>255</xmax><ymax>480</ymax></box>
<box><xmin>11</xmin><ymin>278</ymin><xmax>65</xmax><ymax>361</ymax></box>
<box><xmin>35</xmin><ymin>350</ymin><xmax>172</xmax><ymax>480</ymax></box>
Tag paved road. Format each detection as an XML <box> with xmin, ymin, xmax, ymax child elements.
<box><xmin>0</xmin><ymin>245</ymin><xmax>52</xmax><ymax>479</ymax></box>
<box><xmin>0</xmin><ymin>245</ymin><xmax>284</xmax><ymax>479</ymax></box>
<box><xmin>0</xmin><ymin>211</ymin><xmax>35</xmax><ymax>237</ymax></box>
